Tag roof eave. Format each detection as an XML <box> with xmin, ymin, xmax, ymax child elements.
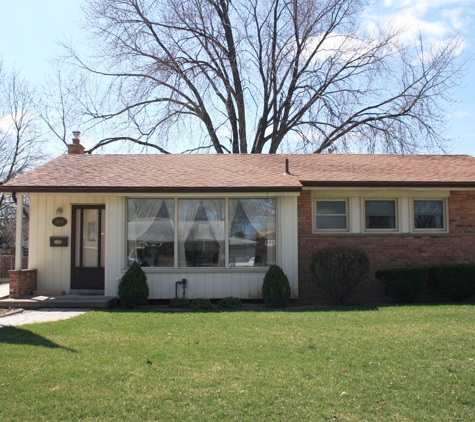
<box><xmin>300</xmin><ymin>181</ymin><xmax>475</xmax><ymax>188</ymax></box>
<box><xmin>0</xmin><ymin>185</ymin><xmax>302</xmax><ymax>194</ymax></box>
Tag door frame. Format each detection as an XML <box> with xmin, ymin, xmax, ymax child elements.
<box><xmin>71</xmin><ymin>205</ymin><xmax>106</xmax><ymax>291</ymax></box>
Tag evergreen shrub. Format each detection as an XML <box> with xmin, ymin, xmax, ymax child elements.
<box><xmin>118</xmin><ymin>261</ymin><xmax>149</xmax><ymax>308</ymax></box>
<box><xmin>169</xmin><ymin>298</ymin><xmax>190</xmax><ymax>308</ymax></box>
<box><xmin>262</xmin><ymin>264</ymin><xmax>291</xmax><ymax>308</ymax></box>
<box><xmin>375</xmin><ymin>267</ymin><xmax>428</xmax><ymax>303</ymax></box>
<box><xmin>189</xmin><ymin>298</ymin><xmax>213</xmax><ymax>311</ymax></box>
<box><xmin>217</xmin><ymin>296</ymin><xmax>242</xmax><ymax>310</ymax></box>
<box><xmin>428</xmin><ymin>263</ymin><xmax>475</xmax><ymax>302</ymax></box>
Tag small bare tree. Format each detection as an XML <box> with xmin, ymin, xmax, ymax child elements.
<box><xmin>0</xmin><ymin>65</ymin><xmax>45</xmax><ymax>249</ymax></box>
<box><xmin>68</xmin><ymin>0</ymin><xmax>465</xmax><ymax>154</ymax></box>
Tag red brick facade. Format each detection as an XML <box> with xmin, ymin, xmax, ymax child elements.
<box><xmin>8</xmin><ymin>269</ymin><xmax>37</xmax><ymax>298</ymax></box>
<box><xmin>298</xmin><ymin>190</ymin><xmax>475</xmax><ymax>304</ymax></box>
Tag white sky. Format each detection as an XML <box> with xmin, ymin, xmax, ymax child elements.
<box><xmin>0</xmin><ymin>0</ymin><xmax>474</xmax><ymax>155</ymax></box>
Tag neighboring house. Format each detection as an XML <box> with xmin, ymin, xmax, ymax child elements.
<box><xmin>2</xmin><ymin>135</ymin><xmax>475</xmax><ymax>303</ymax></box>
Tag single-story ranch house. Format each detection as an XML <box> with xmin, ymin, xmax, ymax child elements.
<box><xmin>3</xmin><ymin>135</ymin><xmax>475</xmax><ymax>303</ymax></box>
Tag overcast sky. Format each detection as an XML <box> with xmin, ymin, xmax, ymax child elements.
<box><xmin>1</xmin><ymin>0</ymin><xmax>474</xmax><ymax>155</ymax></box>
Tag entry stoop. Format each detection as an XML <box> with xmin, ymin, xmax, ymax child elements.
<box><xmin>0</xmin><ymin>294</ymin><xmax>117</xmax><ymax>310</ymax></box>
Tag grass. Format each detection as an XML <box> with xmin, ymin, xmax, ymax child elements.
<box><xmin>1</xmin><ymin>305</ymin><xmax>474</xmax><ymax>421</ymax></box>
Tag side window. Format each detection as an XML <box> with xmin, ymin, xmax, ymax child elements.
<box><xmin>365</xmin><ymin>200</ymin><xmax>396</xmax><ymax>230</ymax></box>
<box><xmin>413</xmin><ymin>200</ymin><xmax>444</xmax><ymax>230</ymax></box>
<box><xmin>315</xmin><ymin>200</ymin><xmax>347</xmax><ymax>230</ymax></box>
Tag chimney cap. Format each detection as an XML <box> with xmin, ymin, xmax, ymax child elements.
<box><xmin>72</xmin><ymin>131</ymin><xmax>81</xmax><ymax>144</ymax></box>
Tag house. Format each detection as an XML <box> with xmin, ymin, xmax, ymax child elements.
<box><xmin>2</xmin><ymin>134</ymin><xmax>475</xmax><ymax>303</ymax></box>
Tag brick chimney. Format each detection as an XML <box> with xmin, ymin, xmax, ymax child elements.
<box><xmin>68</xmin><ymin>131</ymin><xmax>85</xmax><ymax>155</ymax></box>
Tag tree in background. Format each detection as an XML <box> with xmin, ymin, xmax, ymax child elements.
<box><xmin>0</xmin><ymin>64</ymin><xmax>44</xmax><ymax>250</ymax></box>
<box><xmin>66</xmin><ymin>0</ymin><xmax>465</xmax><ymax>154</ymax></box>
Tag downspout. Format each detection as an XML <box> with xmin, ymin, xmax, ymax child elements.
<box><xmin>14</xmin><ymin>193</ymin><xmax>24</xmax><ymax>270</ymax></box>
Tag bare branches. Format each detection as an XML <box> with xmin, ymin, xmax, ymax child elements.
<box><xmin>72</xmin><ymin>0</ymin><xmax>465</xmax><ymax>154</ymax></box>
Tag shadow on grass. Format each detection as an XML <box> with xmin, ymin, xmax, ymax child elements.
<box><xmin>0</xmin><ymin>326</ymin><xmax>77</xmax><ymax>352</ymax></box>
<box><xmin>98</xmin><ymin>300</ymin><xmax>474</xmax><ymax>315</ymax></box>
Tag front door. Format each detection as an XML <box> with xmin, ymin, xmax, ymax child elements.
<box><xmin>71</xmin><ymin>205</ymin><xmax>105</xmax><ymax>290</ymax></box>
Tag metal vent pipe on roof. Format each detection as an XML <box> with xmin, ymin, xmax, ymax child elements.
<box><xmin>283</xmin><ymin>158</ymin><xmax>291</xmax><ymax>175</ymax></box>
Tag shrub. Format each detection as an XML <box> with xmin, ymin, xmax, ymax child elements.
<box><xmin>218</xmin><ymin>296</ymin><xmax>242</xmax><ymax>310</ymax></box>
<box><xmin>428</xmin><ymin>263</ymin><xmax>475</xmax><ymax>302</ymax></box>
<box><xmin>262</xmin><ymin>265</ymin><xmax>291</xmax><ymax>308</ymax></box>
<box><xmin>189</xmin><ymin>298</ymin><xmax>213</xmax><ymax>311</ymax></box>
<box><xmin>375</xmin><ymin>267</ymin><xmax>428</xmax><ymax>303</ymax></box>
<box><xmin>309</xmin><ymin>246</ymin><xmax>369</xmax><ymax>305</ymax></box>
<box><xmin>169</xmin><ymin>298</ymin><xmax>190</xmax><ymax>308</ymax></box>
<box><xmin>118</xmin><ymin>261</ymin><xmax>149</xmax><ymax>308</ymax></box>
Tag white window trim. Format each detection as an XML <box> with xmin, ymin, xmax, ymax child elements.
<box><xmin>362</xmin><ymin>198</ymin><xmax>400</xmax><ymax>233</ymax></box>
<box><xmin>410</xmin><ymin>198</ymin><xmax>448</xmax><ymax>233</ymax></box>
<box><xmin>313</xmin><ymin>199</ymin><xmax>349</xmax><ymax>233</ymax></box>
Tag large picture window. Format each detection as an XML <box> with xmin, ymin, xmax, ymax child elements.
<box><xmin>127</xmin><ymin>199</ymin><xmax>175</xmax><ymax>267</ymax></box>
<box><xmin>229</xmin><ymin>199</ymin><xmax>276</xmax><ymax>267</ymax></box>
<box><xmin>178</xmin><ymin>199</ymin><xmax>225</xmax><ymax>267</ymax></box>
<box><xmin>127</xmin><ymin>198</ymin><xmax>276</xmax><ymax>268</ymax></box>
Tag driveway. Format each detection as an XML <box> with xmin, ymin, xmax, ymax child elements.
<box><xmin>0</xmin><ymin>308</ymin><xmax>89</xmax><ymax>327</ymax></box>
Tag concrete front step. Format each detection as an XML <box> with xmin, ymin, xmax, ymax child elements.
<box><xmin>0</xmin><ymin>294</ymin><xmax>117</xmax><ymax>310</ymax></box>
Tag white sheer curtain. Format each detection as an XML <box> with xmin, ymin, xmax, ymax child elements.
<box><xmin>127</xmin><ymin>199</ymin><xmax>163</xmax><ymax>262</ymax></box>
<box><xmin>202</xmin><ymin>199</ymin><xmax>225</xmax><ymax>263</ymax></box>
<box><xmin>240</xmin><ymin>199</ymin><xmax>276</xmax><ymax>265</ymax></box>
<box><xmin>178</xmin><ymin>199</ymin><xmax>201</xmax><ymax>266</ymax></box>
<box><xmin>240</xmin><ymin>199</ymin><xmax>276</xmax><ymax>236</ymax></box>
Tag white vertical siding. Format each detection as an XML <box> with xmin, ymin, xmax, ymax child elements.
<box><xmin>28</xmin><ymin>193</ymin><xmax>299</xmax><ymax>299</ymax></box>
<box><xmin>277</xmin><ymin>196</ymin><xmax>299</xmax><ymax>298</ymax></box>
<box><xmin>104</xmin><ymin>196</ymin><xmax>125</xmax><ymax>296</ymax></box>
<box><xmin>29</xmin><ymin>195</ymin><xmax>104</xmax><ymax>293</ymax></box>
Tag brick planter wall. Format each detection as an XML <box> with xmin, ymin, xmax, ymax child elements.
<box><xmin>9</xmin><ymin>269</ymin><xmax>38</xmax><ymax>298</ymax></box>
<box><xmin>298</xmin><ymin>190</ymin><xmax>475</xmax><ymax>305</ymax></box>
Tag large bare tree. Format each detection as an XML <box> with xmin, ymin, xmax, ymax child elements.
<box><xmin>70</xmin><ymin>0</ymin><xmax>465</xmax><ymax>154</ymax></box>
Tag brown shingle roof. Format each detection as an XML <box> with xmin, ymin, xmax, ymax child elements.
<box><xmin>2</xmin><ymin>153</ymin><xmax>475</xmax><ymax>193</ymax></box>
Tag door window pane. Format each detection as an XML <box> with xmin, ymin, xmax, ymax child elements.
<box><xmin>229</xmin><ymin>199</ymin><xmax>276</xmax><ymax>266</ymax></box>
<box><xmin>365</xmin><ymin>200</ymin><xmax>396</xmax><ymax>229</ymax></box>
<box><xmin>83</xmin><ymin>209</ymin><xmax>99</xmax><ymax>267</ymax></box>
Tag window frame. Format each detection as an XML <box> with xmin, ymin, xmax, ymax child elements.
<box><xmin>411</xmin><ymin>198</ymin><xmax>447</xmax><ymax>233</ymax></box>
<box><xmin>363</xmin><ymin>199</ymin><xmax>399</xmax><ymax>232</ymax></box>
<box><xmin>313</xmin><ymin>199</ymin><xmax>349</xmax><ymax>233</ymax></box>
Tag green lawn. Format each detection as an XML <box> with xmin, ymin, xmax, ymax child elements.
<box><xmin>1</xmin><ymin>305</ymin><xmax>474</xmax><ymax>421</ymax></box>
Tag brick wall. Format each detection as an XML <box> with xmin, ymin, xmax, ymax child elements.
<box><xmin>8</xmin><ymin>269</ymin><xmax>37</xmax><ymax>298</ymax></box>
<box><xmin>298</xmin><ymin>190</ymin><xmax>475</xmax><ymax>304</ymax></box>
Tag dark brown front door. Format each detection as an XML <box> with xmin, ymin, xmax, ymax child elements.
<box><xmin>71</xmin><ymin>205</ymin><xmax>105</xmax><ymax>290</ymax></box>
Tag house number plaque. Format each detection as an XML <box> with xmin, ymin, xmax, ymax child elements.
<box><xmin>52</xmin><ymin>217</ymin><xmax>68</xmax><ymax>227</ymax></box>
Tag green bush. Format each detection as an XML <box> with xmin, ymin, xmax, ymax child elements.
<box><xmin>309</xmin><ymin>246</ymin><xmax>369</xmax><ymax>305</ymax></box>
<box><xmin>217</xmin><ymin>296</ymin><xmax>242</xmax><ymax>310</ymax></box>
<box><xmin>262</xmin><ymin>265</ymin><xmax>291</xmax><ymax>308</ymax></box>
<box><xmin>375</xmin><ymin>267</ymin><xmax>428</xmax><ymax>303</ymax></box>
<box><xmin>189</xmin><ymin>298</ymin><xmax>213</xmax><ymax>311</ymax></box>
<box><xmin>169</xmin><ymin>298</ymin><xmax>190</xmax><ymax>308</ymax></box>
<box><xmin>428</xmin><ymin>263</ymin><xmax>475</xmax><ymax>302</ymax></box>
<box><xmin>118</xmin><ymin>261</ymin><xmax>149</xmax><ymax>308</ymax></box>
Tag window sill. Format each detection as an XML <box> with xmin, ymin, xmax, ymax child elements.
<box><xmin>121</xmin><ymin>266</ymin><xmax>270</xmax><ymax>274</ymax></box>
